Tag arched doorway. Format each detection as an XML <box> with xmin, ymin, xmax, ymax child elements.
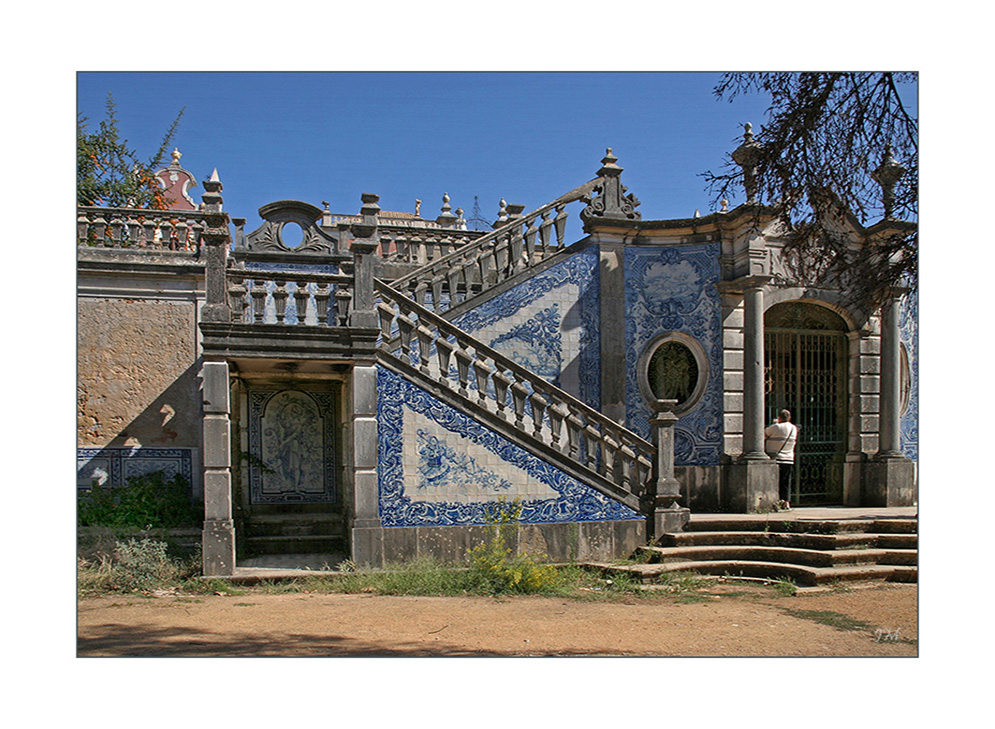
<box><xmin>764</xmin><ymin>302</ymin><xmax>849</xmax><ymax>505</ymax></box>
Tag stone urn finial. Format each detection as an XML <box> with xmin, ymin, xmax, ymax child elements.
<box><xmin>872</xmin><ymin>144</ymin><xmax>906</xmax><ymax>220</ymax></box>
<box><xmin>732</xmin><ymin>122</ymin><xmax>762</xmax><ymax>204</ymax></box>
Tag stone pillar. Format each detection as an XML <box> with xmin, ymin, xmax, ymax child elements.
<box><xmin>201</xmin><ymin>360</ymin><xmax>235</xmax><ymax>576</ymax></box>
<box><xmin>865</xmin><ymin>292</ymin><xmax>915</xmax><ymax>505</ymax></box>
<box><xmin>722</xmin><ymin>276</ymin><xmax>778</xmax><ymax>512</ymax></box>
<box><xmin>742</xmin><ymin>278</ymin><xmax>769</xmax><ymax>459</ymax></box>
<box><xmin>648</xmin><ymin>400</ymin><xmax>689</xmax><ymax>539</ymax></box>
<box><xmin>200</xmin><ymin>169</ymin><xmax>231</xmax><ymax>324</ymax></box>
<box><xmin>349</xmin><ymin>364</ymin><xmax>383</xmax><ymax>566</ymax></box>
<box><xmin>350</xmin><ymin>193</ymin><xmax>380</xmax><ymax>329</ymax></box>
<box><xmin>599</xmin><ymin>242</ymin><xmax>627</xmax><ymax>424</ymax></box>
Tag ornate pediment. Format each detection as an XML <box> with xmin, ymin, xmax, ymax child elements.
<box><xmin>242</xmin><ymin>200</ymin><xmax>340</xmax><ymax>254</ymax></box>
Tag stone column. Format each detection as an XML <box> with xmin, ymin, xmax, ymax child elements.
<box><xmin>201</xmin><ymin>360</ymin><xmax>235</xmax><ymax>576</ymax></box>
<box><xmin>647</xmin><ymin>400</ymin><xmax>690</xmax><ymax>538</ymax></box>
<box><xmin>865</xmin><ymin>291</ymin><xmax>915</xmax><ymax>505</ymax></box>
<box><xmin>722</xmin><ymin>276</ymin><xmax>778</xmax><ymax>512</ymax></box>
<box><xmin>742</xmin><ymin>278</ymin><xmax>769</xmax><ymax>459</ymax></box>
<box><xmin>350</xmin><ymin>193</ymin><xmax>380</xmax><ymax>329</ymax></box>
<box><xmin>349</xmin><ymin>364</ymin><xmax>382</xmax><ymax>567</ymax></box>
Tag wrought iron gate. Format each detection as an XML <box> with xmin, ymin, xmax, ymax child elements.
<box><xmin>764</xmin><ymin>303</ymin><xmax>848</xmax><ymax>505</ymax></box>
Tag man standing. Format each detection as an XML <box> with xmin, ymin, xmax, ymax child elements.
<box><xmin>765</xmin><ymin>409</ymin><xmax>798</xmax><ymax>509</ymax></box>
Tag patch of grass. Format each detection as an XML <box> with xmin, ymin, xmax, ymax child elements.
<box><xmin>77</xmin><ymin>538</ymin><xmax>201</xmax><ymax>597</ymax></box>
<box><xmin>771</xmin><ymin>579</ymin><xmax>798</xmax><ymax>597</ymax></box>
<box><xmin>783</xmin><ymin>608</ymin><xmax>875</xmax><ymax>632</ymax></box>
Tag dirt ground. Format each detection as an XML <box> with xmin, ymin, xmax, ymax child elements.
<box><xmin>77</xmin><ymin>580</ymin><xmax>917</xmax><ymax>657</ymax></box>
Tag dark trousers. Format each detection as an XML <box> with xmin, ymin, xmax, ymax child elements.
<box><xmin>778</xmin><ymin>462</ymin><xmax>793</xmax><ymax>503</ymax></box>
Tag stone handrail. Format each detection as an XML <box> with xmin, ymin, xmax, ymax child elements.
<box><xmin>375</xmin><ymin>279</ymin><xmax>653</xmax><ymax>508</ymax></box>
<box><xmin>227</xmin><ymin>268</ymin><xmax>355</xmax><ymax>326</ymax></box>
<box><xmin>387</xmin><ymin>178</ymin><xmax>601</xmax><ymax>316</ymax></box>
<box><xmin>77</xmin><ymin>206</ymin><xmax>211</xmax><ymax>252</ymax></box>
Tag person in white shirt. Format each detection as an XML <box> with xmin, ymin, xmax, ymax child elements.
<box><xmin>764</xmin><ymin>409</ymin><xmax>798</xmax><ymax>508</ymax></box>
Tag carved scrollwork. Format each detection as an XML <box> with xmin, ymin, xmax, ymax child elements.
<box><xmin>244</xmin><ymin>200</ymin><xmax>339</xmax><ymax>254</ymax></box>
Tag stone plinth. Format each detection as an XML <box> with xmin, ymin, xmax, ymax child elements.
<box><xmin>864</xmin><ymin>456</ymin><xmax>916</xmax><ymax>507</ymax></box>
<box><xmin>723</xmin><ymin>458</ymin><xmax>779</xmax><ymax>513</ymax></box>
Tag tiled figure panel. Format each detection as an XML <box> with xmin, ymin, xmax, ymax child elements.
<box><xmin>623</xmin><ymin>244</ymin><xmax>723</xmax><ymax>465</ymax></box>
<box><xmin>77</xmin><ymin>447</ymin><xmax>195</xmax><ymax>492</ymax></box>
<box><xmin>899</xmin><ymin>290</ymin><xmax>918</xmax><ymax>461</ymax></box>
<box><xmin>378</xmin><ymin>365</ymin><xmax>642</xmax><ymax>527</ymax></box>
<box><xmin>452</xmin><ymin>247</ymin><xmax>601</xmax><ymax>409</ymax></box>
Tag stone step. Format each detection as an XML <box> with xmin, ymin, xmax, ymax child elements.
<box><xmin>244</xmin><ymin>513</ymin><xmax>346</xmax><ymax>539</ymax></box>
<box><xmin>636</xmin><ymin>545</ymin><xmax>917</xmax><ymax>569</ymax></box>
<box><xmin>586</xmin><ymin>560</ymin><xmax>917</xmax><ymax>587</ymax></box>
<box><xmin>658</xmin><ymin>531</ymin><xmax>916</xmax><ymax>551</ymax></box>
<box><xmin>245</xmin><ymin>534</ymin><xmax>347</xmax><ymax>555</ymax></box>
<box><xmin>685</xmin><ymin>517</ymin><xmax>917</xmax><ymax>536</ymax></box>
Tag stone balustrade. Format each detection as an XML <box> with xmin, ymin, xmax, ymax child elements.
<box><xmin>226</xmin><ymin>269</ymin><xmax>355</xmax><ymax>327</ymax></box>
<box><xmin>375</xmin><ymin>279</ymin><xmax>653</xmax><ymax>509</ymax></box>
<box><xmin>388</xmin><ymin>178</ymin><xmax>601</xmax><ymax>316</ymax></box>
<box><xmin>77</xmin><ymin>206</ymin><xmax>210</xmax><ymax>252</ymax></box>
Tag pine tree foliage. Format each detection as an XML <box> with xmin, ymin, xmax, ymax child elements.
<box><xmin>77</xmin><ymin>93</ymin><xmax>186</xmax><ymax>210</ymax></box>
<box><xmin>704</xmin><ymin>72</ymin><xmax>918</xmax><ymax>312</ymax></box>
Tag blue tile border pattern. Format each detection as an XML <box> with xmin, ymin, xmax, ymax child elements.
<box><xmin>377</xmin><ymin>365</ymin><xmax>642</xmax><ymax>527</ymax></box>
<box><xmin>899</xmin><ymin>290</ymin><xmax>918</xmax><ymax>462</ymax></box>
<box><xmin>623</xmin><ymin>244</ymin><xmax>723</xmax><ymax>465</ymax></box>
<box><xmin>452</xmin><ymin>247</ymin><xmax>601</xmax><ymax>410</ymax></box>
<box><xmin>77</xmin><ymin>447</ymin><xmax>194</xmax><ymax>492</ymax></box>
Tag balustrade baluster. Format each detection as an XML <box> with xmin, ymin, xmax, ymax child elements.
<box><xmin>492</xmin><ymin>369</ymin><xmax>512</xmax><ymax>420</ymax></box>
<box><xmin>584</xmin><ymin>423</ymin><xmax>602</xmax><ymax>470</ymax></box>
<box><xmin>160</xmin><ymin>220</ymin><xmax>174</xmax><ymax>250</ymax></box>
<box><xmin>548</xmin><ymin>403</ymin><xmax>566</xmax><ymax>451</ymax></box>
<box><xmin>413</xmin><ymin>282</ymin><xmax>428</xmax><ymax>307</ymax></box>
<box><xmin>396</xmin><ymin>313</ymin><xmax>416</xmax><ymax>360</ymax></box>
<box><xmin>189</xmin><ymin>220</ymin><xmax>204</xmax><ymax>252</ymax></box>
<box><xmin>175</xmin><ymin>220</ymin><xmax>189</xmax><ymax>250</ymax></box>
<box><xmin>430</xmin><ymin>276</ymin><xmax>444</xmax><ymax>314</ymax></box>
<box><xmin>416</xmin><ymin>325</ymin><xmax>435</xmax><ymax>376</ymax></box>
<box><xmin>227</xmin><ymin>275</ymin><xmax>247</xmax><ymax>322</ymax></box>
<box><xmin>143</xmin><ymin>219</ymin><xmax>157</xmax><ymax>248</ymax></box>
<box><xmin>396</xmin><ymin>239</ymin><xmax>408</xmax><ymax>262</ymax></box>
<box><xmin>315</xmin><ymin>284</ymin><xmax>332</xmax><ymax>325</ymax></box>
<box><xmin>249</xmin><ymin>280</ymin><xmax>267</xmax><ymax>322</ymax></box>
<box><xmin>109</xmin><ymin>214</ymin><xmax>124</xmax><ymax>246</ymax></box>
<box><xmin>511</xmin><ymin>381</ymin><xmax>529</xmax><ymax>429</ymax></box>
<box><xmin>480</xmin><ymin>241</ymin><xmax>497</xmax><ymax>286</ymax></box>
<box><xmin>524</xmin><ymin>217</ymin><xmax>538</xmax><ymax>265</ymax></box>
<box><xmin>510</xmin><ymin>228</ymin><xmax>525</xmax><ymax>274</ymax></box>
<box><xmin>128</xmin><ymin>215</ymin><xmax>142</xmax><ymax>247</ymax></box>
<box><xmin>273</xmin><ymin>279</ymin><xmax>288</xmax><ymax>322</ymax></box>
<box><xmin>529</xmin><ymin>392</ymin><xmax>548</xmax><ymax>439</ymax></box>
<box><xmin>566</xmin><ymin>414</ymin><xmax>583</xmax><ymax>460</ymax></box>
<box><xmin>554</xmin><ymin>204</ymin><xmax>568</xmax><ymax>248</ymax></box>
<box><xmin>472</xmin><ymin>360</ymin><xmax>492</xmax><ymax>407</ymax></box>
<box><xmin>454</xmin><ymin>347</ymin><xmax>473</xmax><ymax>396</ymax></box>
<box><xmin>376</xmin><ymin>301</ymin><xmax>396</xmax><ymax>340</ymax></box>
<box><xmin>446</xmin><ymin>268</ymin><xmax>462</xmax><ymax>306</ymax></box>
<box><xmin>293</xmin><ymin>281</ymin><xmax>310</xmax><ymax>324</ymax></box>
<box><xmin>436</xmin><ymin>337</ymin><xmax>455</xmax><ymax>383</ymax></box>
<box><xmin>538</xmin><ymin>211</ymin><xmax>552</xmax><ymax>252</ymax></box>
<box><xmin>335</xmin><ymin>288</ymin><xmax>352</xmax><ymax>327</ymax></box>
<box><xmin>77</xmin><ymin>212</ymin><xmax>89</xmax><ymax>245</ymax></box>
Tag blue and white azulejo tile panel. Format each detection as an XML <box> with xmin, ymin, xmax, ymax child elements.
<box><xmin>377</xmin><ymin>365</ymin><xmax>642</xmax><ymax>527</ymax></box>
<box><xmin>623</xmin><ymin>244</ymin><xmax>723</xmax><ymax>465</ymax></box>
<box><xmin>452</xmin><ymin>248</ymin><xmax>601</xmax><ymax>410</ymax></box>
<box><xmin>77</xmin><ymin>447</ymin><xmax>195</xmax><ymax>492</ymax></box>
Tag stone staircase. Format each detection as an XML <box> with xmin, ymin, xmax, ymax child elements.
<box><xmin>585</xmin><ymin>514</ymin><xmax>918</xmax><ymax>587</ymax></box>
<box><xmin>241</xmin><ymin>505</ymin><xmax>348</xmax><ymax>558</ymax></box>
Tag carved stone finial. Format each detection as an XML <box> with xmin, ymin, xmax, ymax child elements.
<box><xmin>415</xmin><ymin>199</ymin><xmax>422</xmax><ymax>217</ymax></box>
<box><xmin>731</xmin><ymin>123</ymin><xmax>762</xmax><ymax>204</ymax></box>
<box><xmin>872</xmin><ymin>144</ymin><xmax>906</xmax><ymax>219</ymax></box>
<box><xmin>580</xmin><ymin>148</ymin><xmax>641</xmax><ymax>225</ymax></box>
<box><xmin>493</xmin><ymin>198</ymin><xmax>509</xmax><ymax>229</ymax></box>
<box><xmin>171</xmin><ymin>148</ymin><xmax>182</xmax><ymax>165</ymax></box>
<box><xmin>437</xmin><ymin>192</ymin><xmax>457</xmax><ymax>227</ymax></box>
<box><xmin>720</xmin><ymin>199</ymin><xmax>730</xmax><ymax>213</ymax></box>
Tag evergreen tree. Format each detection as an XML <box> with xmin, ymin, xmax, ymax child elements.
<box><xmin>77</xmin><ymin>93</ymin><xmax>185</xmax><ymax>209</ymax></box>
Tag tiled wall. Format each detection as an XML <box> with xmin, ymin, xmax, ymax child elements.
<box><xmin>623</xmin><ymin>244</ymin><xmax>723</xmax><ymax>465</ymax></box>
<box><xmin>452</xmin><ymin>247</ymin><xmax>601</xmax><ymax>409</ymax></box>
<box><xmin>377</xmin><ymin>365</ymin><xmax>642</xmax><ymax>527</ymax></box>
<box><xmin>900</xmin><ymin>290</ymin><xmax>918</xmax><ymax>462</ymax></box>
<box><xmin>77</xmin><ymin>446</ymin><xmax>196</xmax><ymax>494</ymax></box>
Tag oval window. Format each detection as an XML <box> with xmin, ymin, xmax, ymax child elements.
<box><xmin>647</xmin><ymin>340</ymin><xmax>699</xmax><ymax>406</ymax></box>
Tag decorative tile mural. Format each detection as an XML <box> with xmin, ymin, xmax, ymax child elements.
<box><xmin>899</xmin><ymin>290</ymin><xmax>918</xmax><ymax>462</ymax></box>
<box><xmin>247</xmin><ymin>387</ymin><xmax>338</xmax><ymax>504</ymax></box>
<box><xmin>453</xmin><ymin>248</ymin><xmax>601</xmax><ymax>409</ymax></box>
<box><xmin>77</xmin><ymin>447</ymin><xmax>195</xmax><ymax>492</ymax></box>
<box><xmin>623</xmin><ymin>244</ymin><xmax>723</xmax><ymax>465</ymax></box>
<box><xmin>377</xmin><ymin>365</ymin><xmax>642</xmax><ymax>526</ymax></box>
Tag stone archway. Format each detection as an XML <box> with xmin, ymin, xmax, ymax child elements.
<box><xmin>764</xmin><ymin>302</ymin><xmax>849</xmax><ymax>505</ymax></box>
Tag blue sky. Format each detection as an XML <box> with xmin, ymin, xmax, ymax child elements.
<box><xmin>77</xmin><ymin>72</ymin><xmax>783</xmax><ymax>230</ymax></box>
